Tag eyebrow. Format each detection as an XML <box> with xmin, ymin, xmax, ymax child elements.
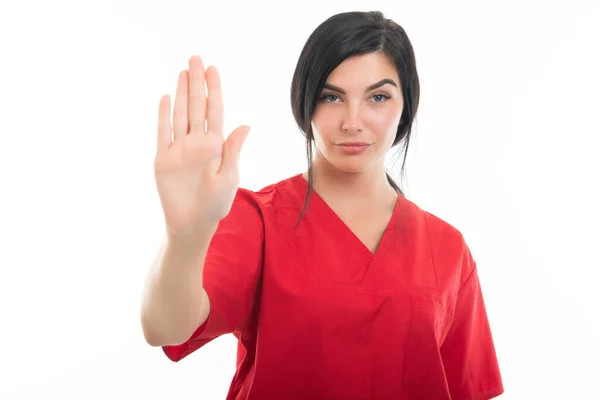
<box><xmin>323</xmin><ymin>78</ymin><xmax>398</xmax><ymax>94</ymax></box>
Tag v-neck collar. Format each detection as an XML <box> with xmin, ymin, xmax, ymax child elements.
<box><xmin>291</xmin><ymin>173</ymin><xmax>403</xmax><ymax>259</ymax></box>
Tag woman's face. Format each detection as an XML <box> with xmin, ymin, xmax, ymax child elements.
<box><xmin>311</xmin><ymin>51</ymin><xmax>404</xmax><ymax>173</ymax></box>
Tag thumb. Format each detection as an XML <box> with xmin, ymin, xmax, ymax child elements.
<box><xmin>219</xmin><ymin>125</ymin><xmax>250</xmax><ymax>174</ymax></box>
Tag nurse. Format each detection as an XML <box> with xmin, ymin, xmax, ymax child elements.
<box><xmin>141</xmin><ymin>10</ymin><xmax>504</xmax><ymax>400</ymax></box>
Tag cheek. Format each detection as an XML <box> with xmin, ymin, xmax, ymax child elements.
<box><xmin>369</xmin><ymin>107</ymin><xmax>402</xmax><ymax>146</ymax></box>
<box><xmin>311</xmin><ymin>111</ymin><xmax>339</xmax><ymax>143</ymax></box>
<box><xmin>312</xmin><ymin>103</ymin><xmax>402</xmax><ymax>145</ymax></box>
<box><xmin>369</xmin><ymin>107</ymin><xmax>402</xmax><ymax>133</ymax></box>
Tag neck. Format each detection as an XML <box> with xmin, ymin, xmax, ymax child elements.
<box><xmin>303</xmin><ymin>155</ymin><xmax>397</xmax><ymax>206</ymax></box>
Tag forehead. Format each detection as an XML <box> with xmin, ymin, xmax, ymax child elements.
<box><xmin>326</xmin><ymin>52</ymin><xmax>400</xmax><ymax>87</ymax></box>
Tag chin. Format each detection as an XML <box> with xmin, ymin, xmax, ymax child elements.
<box><xmin>315</xmin><ymin>147</ymin><xmax>380</xmax><ymax>174</ymax></box>
<box><xmin>329</xmin><ymin>157</ymin><xmax>375</xmax><ymax>173</ymax></box>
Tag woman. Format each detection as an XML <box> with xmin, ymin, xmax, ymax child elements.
<box><xmin>141</xmin><ymin>10</ymin><xmax>504</xmax><ymax>400</ymax></box>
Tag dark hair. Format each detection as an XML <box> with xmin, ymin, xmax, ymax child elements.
<box><xmin>290</xmin><ymin>10</ymin><xmax>420</xmax><ymax>225</ymax></box>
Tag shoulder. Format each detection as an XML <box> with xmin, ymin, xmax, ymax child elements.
<box><xmin>421</xmin><ymin>208</ymin><xmax>465</xmax><ymax>246</ymax></box>
<box><xmin>398</xmin><ymin>195</ymin><xmax>465</xmax><ymax>243</ymax></box>
<box><xmin>228</xmin><ymin>174</ymin><xmax>303</xmax><ymax>221</ymax></box>
<box><xmin>404</xmin><ymin>198</ymin><xmax>475</xmax><ymax>287</ymax></box>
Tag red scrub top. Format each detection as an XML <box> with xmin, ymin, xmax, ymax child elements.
<box><xmin>162</xmin><ymin>174</ymin><xmax>504</xmax><ymax>400</ymax></box>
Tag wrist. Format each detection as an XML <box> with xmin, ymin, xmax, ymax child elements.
<box><xmin>166</xmin><ymin>222</ymin><xmax>218</xmax><ymax>247</ymax></box>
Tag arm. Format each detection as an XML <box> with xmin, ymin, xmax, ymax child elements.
<box><xmin>440</xmin><ymin>264</ymin><xmax>504</xmax><ymax>399</ymax></box>
<box><xmin>140</xmin><ymin>224</ymin><xmax>218</xmax><ymax>347</ymax></box>
<box><xmin>141</xmin><ymin>189</ymin><xmax>265</xmax><ymax>357</ymax></box>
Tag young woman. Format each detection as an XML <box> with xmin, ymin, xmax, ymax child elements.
<box><xmin>141</xmin><ymin>10</ymin><xmax>504</xmax><ymax>400</ymax></box>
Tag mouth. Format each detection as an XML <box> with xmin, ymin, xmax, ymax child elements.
<box><xmin>337</xmin><ymin>142</ymin><xmax>371</xmax><ymax>146</ymax></box>
<box><xmin>336</xmin><ymin>142</ymin><xmax>371</xmax><ymax>154</ymax></box>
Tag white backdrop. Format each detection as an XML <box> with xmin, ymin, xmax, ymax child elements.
<box><xmin>1</xmin><ymin>0</ymin><xmax>599</xmax><ymax>398</ymax></box>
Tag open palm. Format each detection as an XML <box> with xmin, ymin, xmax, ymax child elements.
<box><xmin>154</xmin><ymin>56</ymin><xmax>250</xmax><ymax>237</ymax></box>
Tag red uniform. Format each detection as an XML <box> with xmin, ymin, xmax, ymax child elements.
<box><xmin>162</xmin><ymin>174</ymin><xmax>504</xmax><ymax>400</ymax></box>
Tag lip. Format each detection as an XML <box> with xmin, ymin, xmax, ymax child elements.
<box><xmin>336</xmin><ymin>142</ymin><xmax>371</xmax><ymax>154</ymax></box>
<box><xmin>337</xmin><ymin>142</ymin><xmax>371</xmax><ymax>146</ymax></box>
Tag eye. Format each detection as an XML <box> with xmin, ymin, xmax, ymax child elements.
<box><xmin>371</xmin><ymin>93</ymin><xmax>391</xmax><ymax>103</ymax></box>
<box><xmin>320</xmin><ymin>93</ymin><xmax>340</xmax><ymax>103</ymax></box>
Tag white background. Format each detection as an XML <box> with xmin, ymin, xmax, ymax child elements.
<box><xmin>1</xmin><ymin>0</ymin><xmax>599</xmax><ymax>398</ymax></box>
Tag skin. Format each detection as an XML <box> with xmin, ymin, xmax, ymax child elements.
<box><xmin>142</xmin><ymin>53</ymin><xmax>406</xmax><ymax>346</ymax></box>
<box><xmin>302</xmin><ymin>51</ymin><xmax>404</xmax><ymax>231</ymax></box>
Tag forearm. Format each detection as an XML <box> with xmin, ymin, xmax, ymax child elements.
<box><xmin>140</xmin><ymin>226</ymin><xmax>217</xmax><ymax>346</ymax></box>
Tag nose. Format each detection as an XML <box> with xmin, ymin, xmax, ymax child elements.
<box><xmin>341</xmin><ymin>107</ymin><xmax>365</xmax><ymax>134</ymax></box>
<box><xmin>342</xmin><ymin>121</ymin><xmax>365</xmax><ymax>134</ymax></box>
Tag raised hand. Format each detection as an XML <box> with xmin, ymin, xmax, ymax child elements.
<box><xmin>154</xmin><ymin>56</ymin><xmax>250</xmax><ymax>238</ymax></box>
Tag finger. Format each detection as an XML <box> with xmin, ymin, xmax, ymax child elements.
<box><xmin>157</xmin><ymin>95</ymin><xmax>173</xmax><ymax>152</ymax></box>
<box><xmin>173</xmin><ymin>70</ymin><xmax>189</xmax><ymax>141</ymax></box>
<box><xmin>219</xmin><ymin>125</ymin><xmax>250</xmax><ymax>175</ymax></box>
<box><xmin>205</xmin><ymin>66</ymin><xmax>224</xmax><ymax>136</ymax></box>
<box><xmin>188</xmin><ymin>56</ymin><xmax>207</xmax><ymax>134</ymax></box>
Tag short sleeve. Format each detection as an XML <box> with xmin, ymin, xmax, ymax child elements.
<box><xmin>440</xmin><ymin>264</ymin><xmax>504</xmax><ymax>399</ymax></box>
<box><xmin>162</xmin><ymin>189</ymin><xmax>264</xmax><ymax>362</ymax></box>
